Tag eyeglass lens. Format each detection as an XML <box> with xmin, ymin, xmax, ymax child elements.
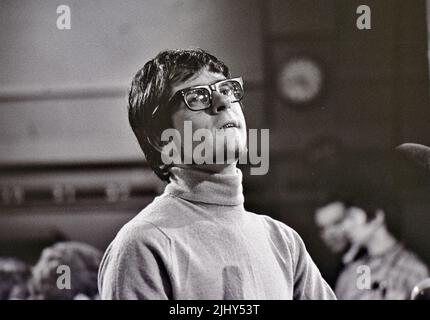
<box><xmin>184</xmin><ymin>80</ymin><xmax>243</xmax><ymax>110</ymax></box>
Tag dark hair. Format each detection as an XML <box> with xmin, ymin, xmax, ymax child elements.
<box><xmin>320</xmin><ymin>179</ymin><xmax>399</xmax><ymax>235</ymax></box>
<box><xmin>128</xmin><ymin>48</ymin><xmax>230</xmax><ymax>181</ymax></box>
<box><xmin>30</xmin><ymin>242</ymin><xmax>102</xmax><ymax>300</ymax></box>
<box><xmin>341</xmin><ymin>189</ymin><xmax>386</xmax><ymax>221</ymax></box>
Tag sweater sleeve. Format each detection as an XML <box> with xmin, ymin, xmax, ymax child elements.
<box><xmin>98</xmin><ymin>221</ymin><xmax>172</xmax><ymax>300</ymax></box>
<box><xmin>289</xmin><ymin>228</ymin><xmax>337</xmax><ymax>300</ymax></box>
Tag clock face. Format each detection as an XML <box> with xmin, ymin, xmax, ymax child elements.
<box><xmin>278</xmin><ymin>57</ymin><xmax>324</xmax><ymax>106</ymax></box>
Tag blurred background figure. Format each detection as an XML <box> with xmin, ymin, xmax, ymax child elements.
<box><xmin>315</xmin><ymin>197</ymin><xmax>352</xmax><ymax>256</ymax></box>
<box><xmin>0</xmin><ymin>257</ymin><xmax>31</xmax><ymax>300</ymax></box>
<box><xmin>316</xmin><ymin>189</ymin><xmax>429</xmax><ymax>300</ymax></box>
<box><xmin>29</xmin><ymin>242</ymin><xmax>102</xmax><ymax>300</ymax></box>
<box><xmin>314</xmin><ymin>145</ymin><xmax>430</xmax><ymax>300</ymax></box>
<box><xmin>314</xmin><ymin>196</ymin><xmax>367</xmax><ymax>288</ymax></box>
<box><xmin>328</xmin><ymin>187</ymin><xmax>428</xmax><ymax>300</ymax></box>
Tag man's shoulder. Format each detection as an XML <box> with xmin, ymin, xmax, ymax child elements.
<box><xmin>110</xmin><ymin>195</ymin><xmax>178</xmax><ymax>248</ymax></box>
<box><xmin>255</xmin><ymin>212</ymin><xmax>299</xmax><ymax>234</ymax></box>
<box><xmin>247</xmin><ymin>211</ymin><xmax>304</xmax><ymax>246</ymax></box>
<box><xmin>98</xmin><ymin>200</ymin><xmax>174</xmax><ymax>299</ymax></box>
<box><xmin>126</xmin><ymin>192</ymin><xmax>181</xmax><ymax>227</ymax></box>
<box><xmin>112</xmin><ymin>216</ymin><xmax>171</xmax><ymax>250</ymax></box>
<box><xmin>397</xmin><ymin>245</ymin><xmax>429</xmax><ymax>274</ymax></box>
<box><xmin>136</xmin><ymin>192</ymin><xmax>179</xmax><ymax>216</ymax></box>
<box><xmin>345</xmin><ymin>244</ymin><xmax>429</xmax><ymax>277</ymax></box>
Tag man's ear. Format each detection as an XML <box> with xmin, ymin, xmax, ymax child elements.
<box><xmin>363</xmin><ymin>209</ymin><xmax>385</xmax><ymax>235</ymax></box>
<box><xmin>372</xmin><ymin>209</ymin><xmax>385</xmax><ymax>227</ymax></box>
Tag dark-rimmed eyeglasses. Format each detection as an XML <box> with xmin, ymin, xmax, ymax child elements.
<box><xmin>152</xmin><ymin>77</ymin><xmax>244</xmax><ymax>118</ymax></box>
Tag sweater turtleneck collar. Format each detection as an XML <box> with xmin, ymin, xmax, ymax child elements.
<box><xmin>165</xmin><ymin>166</ymin><xmax>244</xmax><ymax>206</ymax></box>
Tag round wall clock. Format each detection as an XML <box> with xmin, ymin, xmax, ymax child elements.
<box><xmin>277</xmin><ymin>56</ymin><xmax>325</xmax><ymax>108</ymax></box>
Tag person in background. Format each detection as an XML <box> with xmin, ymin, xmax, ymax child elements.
<box><xmin>314</xmin><ymin>196</ymin><xmax>365</xmax><ymax>288</ymax></box>
<box><xmin>315</xmin><ymin>197</ymin><xmax>351</xmax><ymax>258</ymax></box>
<box><xmin>330</xmin><ymin>188</ymin><xmax>428</xmax><ymax>300</ymax></box>
<box><xmin>30</xmin><ymin>241</ymin><xmax>102</xmax><ymax>300</ymax></box>
<box><xmin>0</xmin><ymin>257</ymin><xmax>31</xmax><ymax>300</ymax></box>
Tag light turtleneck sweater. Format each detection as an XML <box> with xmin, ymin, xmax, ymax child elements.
<box><xmin>98</xmin><ymin>167</ymin><xmax>336</xmax><ymax>300</ymax></box>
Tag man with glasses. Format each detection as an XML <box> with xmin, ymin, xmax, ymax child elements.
<box><xmin>98</xmin><ymin>48</ymin><xmax>335</xmax><ymax>300</ymax></box>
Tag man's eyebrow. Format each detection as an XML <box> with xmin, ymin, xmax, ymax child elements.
<box><xmin>187</xmin><ymin>77</ymin><xmax>227</xmax><ymax>89</ymax></box>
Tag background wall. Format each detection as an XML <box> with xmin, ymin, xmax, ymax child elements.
<box><xmin>0</xmin><ymin>0</ymin><xmax>263</xmax><ymax>164</ymax></box>
<box><xmin>0</xmin><ymin>0</ymin><xmax>429</xmax><ymax>286</ymax></box>
<box><xmin>255</xmin><ymin>0</ymin><xmax>430</xmax><ymax>284</ymax></box>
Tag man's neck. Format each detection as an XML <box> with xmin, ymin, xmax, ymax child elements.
<box><xmin>366</xmin><ymin>226</ymin><xmax>397</xmax><ymax>256</ymax></box>
<box><xmin>166</xmin><ymin>164</ymin><xmax>244</xmax><ymax>206</ymax></box>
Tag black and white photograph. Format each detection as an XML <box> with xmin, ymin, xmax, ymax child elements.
<box><xmin>1</xmin><ymin>0</ymin><xmax>430</xmax><ymax>311</ymax></box>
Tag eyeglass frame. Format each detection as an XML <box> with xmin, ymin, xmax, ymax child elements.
<box><xmin>151</xmin><ymin>76</ymin><xmax>244</xmax><ymax>118</ymax></box>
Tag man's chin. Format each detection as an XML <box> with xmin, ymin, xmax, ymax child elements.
<box><xmin>201</xmin><ymin>144</ymin><xmax>240</xmax><ymax>165</ymax></box>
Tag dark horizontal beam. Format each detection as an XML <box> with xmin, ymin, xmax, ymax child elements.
<box><xmin>0</xmin><ymin>160</ymin><xmax>148</xmax><ymax>173</ymax></box>
<box><xmin>0</xmin><ymin>85</ymin><xmax>127</xmax><ymax>103</ymax></box>
<box><xmin>0</xmin><ymin>81</ymin><xmax>263</xmax><ymax>103</ymax></box>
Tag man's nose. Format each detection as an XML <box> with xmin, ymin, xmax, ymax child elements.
<box><xmin>325</xmin><ymin>227</ymin><xmax>338</xmax><ymax>237</ymax></box>
<box><xmin>210</xmin><ymin>91</ymin><xmax>232</xmax><ymax>114</ymax></box>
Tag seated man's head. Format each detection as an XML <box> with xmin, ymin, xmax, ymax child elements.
<box><xmin>315</xmin><ymin>198</ymin><xmax>350</xmax><ymax>254</ymax></box>
<box><xmin>336</xmin><ymin>185</ymin><xmax>398</xmax><ymax>249</ymax></box>
<box><xmin>315</xmin><ymin>184</ymin><xmax>398</xmax><ymax>253</ymax></box>
<box><xmin>341</xmin><ymin>196</ymin><xmax>387</xmax><ymax>248</ymax></box>
<box><xmin>128</xmin><ymin>48</ymin><xmax>247</xmax><ymax>181</ymax></box>
<box><xmin>30</xmin><ymin>242</ymin><xmax>102</xmax><ymax>300</ymax></box>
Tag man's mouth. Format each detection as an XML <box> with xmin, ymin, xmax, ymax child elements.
<box><xmin>219</xmin><ymin>120</ymin><xmax>239</xmax><ymax>129</ymax></box>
